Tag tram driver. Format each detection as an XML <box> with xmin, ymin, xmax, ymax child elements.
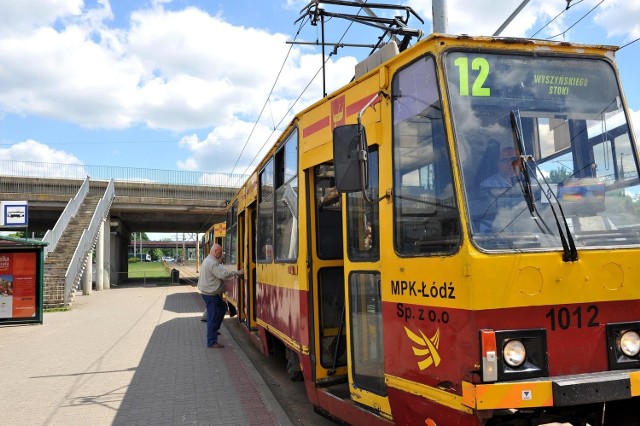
<box><xmin>480</xmin><ymin>147</ymin><xmax>520</xmax><ymax>189</ymax></box>
<box><xmin>472</xmin><ymin>146</ymin><xmax>528</xmax><ymax>234</ymax></box>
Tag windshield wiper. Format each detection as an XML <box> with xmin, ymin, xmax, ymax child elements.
<box><xmin>510</xmin><ymin>110</ymin><xmax>578</xmax><ymax>262</ymax></box>
<box><xmin>532</xmin><ymin>162</ymin><xmax>579</xmax><ymax>261</ymax></box>
<box><xmin>510</xmin><ymin>111</ymin><xmax>535</xmax><ymax>214</ymax></box>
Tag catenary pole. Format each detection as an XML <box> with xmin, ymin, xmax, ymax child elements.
<box><xmin>432</xmin><ymin>0</ymin><xmax>448</xmax><ymax>34</ymax></box>
<box><xmin>493</xmin><ymin>0</ymin><xmax>531</xmax><ymax>36</ymax></box>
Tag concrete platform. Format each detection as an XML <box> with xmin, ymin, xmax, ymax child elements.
<box><xmin>0</xmin><ymin>283</ymin><xmax>292</xmax><ymax>426</ymax></box>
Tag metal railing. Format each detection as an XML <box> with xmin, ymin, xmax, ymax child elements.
<box><xmin>0</xmin><ymin>159</ymin><xmax>249</xmax><ymax>188</ymax></box>
<box><xmin>42</xmin><ymin>176</ymin><xmax>90</xmax><ymax>258</ymax></box>
<box><xmin>65</xmin><ymin>179</ymin><xmax>115</xmax><ymax>304</ymax></box>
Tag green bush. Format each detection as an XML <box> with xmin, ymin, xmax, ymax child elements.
<box><xmin>128</xmin><ymin>257</ymin><xmax>139</xmax><ymax>263</ymax></box>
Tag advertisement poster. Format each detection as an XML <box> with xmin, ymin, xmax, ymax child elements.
<box><xmin>0</xmin><ymin>252</ymin><xmax>37</xmax><ymax>319</ymax></box>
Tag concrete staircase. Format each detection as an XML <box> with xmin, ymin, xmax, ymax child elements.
<box><xmin>43</xmin><ymin>195</ymin><xmax>101</xmax><ymax>308</ymax></box>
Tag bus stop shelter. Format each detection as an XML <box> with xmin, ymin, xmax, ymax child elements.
<box><xmin>0</xmin><ymin>236</ymin><xmax>45</xmax><ymax>325</ymax></box>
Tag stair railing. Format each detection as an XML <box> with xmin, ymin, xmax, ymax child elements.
<box><xmin>64</xmin><ymin>179</ymin><xmax>115</xmax><ymax>304</ymax></box>
<box><xmin>42</xmin><ymin>176</ymin><xmax>90</xmax><ymax>259</ymax></box>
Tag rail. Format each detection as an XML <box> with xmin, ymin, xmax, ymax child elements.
<box><xmin>42</xmin><ymin>176</ymin><xmax>90</xmax><ymax>258</ymax></box>
<box><xmin>0</xmin><ymin>159</ymin><xmax>248</xmax><ymax>187</ymax></box>
<box><xmin>64</xmin><ymin>179</ymin><xmax>115</xmax><ymax>304</ymax></box>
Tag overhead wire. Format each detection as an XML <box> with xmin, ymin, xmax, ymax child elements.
<box><xmin>234</xmin><ymin>2</ymin><xmax>369</xmax><ymax>178</ymax></box>
<box><xmin>224</xmin><ymin>15</ymin><xmax>310</xmax><ymax>185</ymax></box>
<box><xmin>620</xmin><ymin>37</ymin><xmax>639</xmax><ymax>50</ymax></box>
<box><xmin>222</xmin><ymin>0</ymin><xmax>633</xmax><ymax>195</ymax></box>
<box><xmin>240</xmin><ymin>61</ymin><xmax>325</xmax><ymax>178</ymax></box>
<box><xmin>211</xmin><ymin>9</ymin><xmax>341</xmax><ymax>231</ymax></box>
<box><xmin>545</xmin><ymin>0</ymin><xmax>605</xmax><ymax>40</ymax></box>
<box><xmin>200</xmin><ymin>18</ymin><xmax>316</xmax><ymax>232</ymax></box>
<box><xmin>529</xmin><ymin>0</ymin><xmax>584</xmax><ymax>38</ymax></box>
<box><xmin>530</xmin><ymin>0</ymin><xmax>636</xmax><ymax>53</ymax></box>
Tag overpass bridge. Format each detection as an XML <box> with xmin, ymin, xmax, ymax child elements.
<box><xmin>0</xmin><ymin>160</ymin><xmax>247</xmax><ymax>233</ymax></box>
<box><xmin>0</xmin><ymin>160</ymin><xmax>247</xmax><ymax>306</ymax></box>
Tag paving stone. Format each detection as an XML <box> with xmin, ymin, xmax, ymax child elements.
<box><xmin>0</xmin><ymin>284</ymin><xmax>292</xmax><ymax>426</ymax></box>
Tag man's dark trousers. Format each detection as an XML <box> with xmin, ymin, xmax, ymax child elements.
<box><xmin>202</xmin><ymin>294</ymin><xmax>227</xmax><ymax>346</ymax></box>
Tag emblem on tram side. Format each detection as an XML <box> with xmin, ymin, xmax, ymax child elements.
<box><xmin>331</xmin><ymin>95</ymin><xmax>345</xmax><ymax>128</ymax></box>
<box><xmin>404</xmin><ymin>326</ymin><xmax>441</xmax><ymax>370</ymax></box>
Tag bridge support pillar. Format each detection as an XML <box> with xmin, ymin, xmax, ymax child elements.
<box><xmin>108</xmin><ymin>217</ymin><xmax>128</xmax><ymax>285</ymax></box>
<box><xmin>104</xmin><ymin>217</ymin><xmax>111</xmax><ymax>289</ymax></box>
<box><xmin>83</xmin><ymin>250</ymin><xmax>92</xmax><ymax>295</ymax></box>
<box><xmin>96</xmin><ymin>219</ymin><xmax>105</xmax><ymax>291</ymax></box>
<box><xmin>118</xmin><ymin>236</ymin><xmax>129</xmax><ymax>284</ymax></box>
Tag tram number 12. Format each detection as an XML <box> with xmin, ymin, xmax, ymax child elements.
<box><xmin>454</xmin><ymin>57</ymin><xmax>491</xmax><ymax>97</ymax></box>
<box><xmin>545</xmin><ymin>305</ymin><xmax>599</xmax><ymax>330</ymax></box>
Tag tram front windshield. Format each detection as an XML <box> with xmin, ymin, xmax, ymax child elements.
<box><xmin>445</xmin><ymin>51</ymin><xmax>640</xmax><ymax>251</ymax></box>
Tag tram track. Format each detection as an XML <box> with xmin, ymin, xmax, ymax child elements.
<box><xmin>162</xmin><ymin>261</ymin><xmax>199</xmax><ymax>286</ymax></box>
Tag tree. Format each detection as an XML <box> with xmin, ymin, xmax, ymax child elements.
<box><xmin>152</xmin><ymin>248</ymin><xmax>164</xmax><ymax>261</ymax></box>
<box><xmin>548</xmin><ymin>167</ymin><xmax>573</xmax><ymax>183</ymax></box>
<box><xmin>5</xmin><ymin>231</ymin><xmax>46</xmax><ymax>239</ymax></box>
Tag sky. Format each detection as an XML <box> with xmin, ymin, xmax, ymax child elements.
<box><xmin>0</xmin><ymin>0</ymin><xmax>639</xmax><ymax>240</ymax></box>
<box><xmin>0</xmin><ymin>0</ymin><xmax>638</xmax><ymax>176</ymax></box>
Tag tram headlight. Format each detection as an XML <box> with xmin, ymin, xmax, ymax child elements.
<box><xmin>503</xmin><ymin>339</ymin><xmax>526</xmax><ymax>367</ymax></box>
<box><xmin>482</xmin><ymin>329</ymin><xmax>547</xmax><ymax>382</ymax></box>
<box><xmin>620</xmin><ymin>331</ymin><xmax>640</xmax><ymax>357</ymax></box>
<box><xmin>606</xmin><ymin>322</ymin><xmax>640</xmax><ymax>370</ymax></box>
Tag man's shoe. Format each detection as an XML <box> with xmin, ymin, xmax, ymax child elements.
<box><xmin>200</xmin><ymin>317</ymin><xmax>207</xmax><ymax>322</ymax></box>
<box><xmin>207</xmin><ymin>343</ymin><xmax>224</xmax><ymax>348</ymax></box>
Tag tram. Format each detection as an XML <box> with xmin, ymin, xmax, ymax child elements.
<box><xmin>201</xmin><ymin>221</ymin><xmax>226</xmax><ymax>259</ymax></box>
<box><xmin>216</xmin><ymin>33</ymin><xmax>640</xmax><ymax>425</ymax></box>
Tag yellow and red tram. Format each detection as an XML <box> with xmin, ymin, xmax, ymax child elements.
<box><xmin>201</xmin><ymin>221</ymin><xmax>226</xmax><ymax>259</ymax></box>
<box><xmin>216</xmin><ymin>33</ymin><xmax>640</xmax><ymax>425</ymax></box>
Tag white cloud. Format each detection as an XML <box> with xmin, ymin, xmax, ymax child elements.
<box><xmin>0</xmin><ymin>24</ymin><xmax>141</xmax><ymax>127</ymax></box>
<box><xmin>407</xmin><ymin>0</ymin><xmax>545</xmax><ymax>37</ymax></box>
<box><xmin>0</xmin><ymin>139</ymin><xmax>87</xmax><ymax>178</ymax></box>
<box><xmin>0</xmin><ymin>1</ymin><xmax>365</xmax><ymax>175</ymax></box>
<box><xmin>174</xmin><ymin>48</ymin><xmax>358</xmax><ymax>173</ymax></box>
<box><xmin>0</xmin><ymin>0</ymin><xmax>637</xmax><ymax>176</ymax></box>
<box><xmin>407</xmin><ymin>0</ymin><xmax>639</xmax><ymax>41</ymax></box>
<box><xmin>0</xmin><ymin>139</ymin><xmax>82</xmax><ymax>163</ymax></box>
<box><xmin>594</xmin><ymin>0</ymin><xmax>640</xmax><ymax>40</ymax></box>
<box><xmin>176</xmin><ymin>120</ymin><xmax>276</xmax><ymax>174</ymax></box>
<box><xmin>0</xmin><ymin>0</ymin><xmax>84</xmax><ymax>36</ymax></box>
<box><xmin>0</xmin><ymin>2</ymin><xmax>347</xmax><ymax>135</ymax></box>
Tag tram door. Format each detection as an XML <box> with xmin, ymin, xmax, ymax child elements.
<box><xmin>343</xmin><ymin>147</ymin><xmax>389</xmax><ymax>415</ymax></box>
<box><xmin>308</xmin><ymin>163</ymin><xmax>348</xmax><ymax>382</ymax></box>
<box><xmin>236</xmin><ymin>210</ymin><xmax>247</xmax><ymax>324</ymax></box>
<box><xmin>241</xmin><ymin>204</ymin><xmax>258</xmax><ymax>329</ymax></box>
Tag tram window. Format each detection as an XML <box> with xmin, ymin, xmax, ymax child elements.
<box><xmin>226</xmin><ymin>203</ymin><xmax>237</xmax><ymax>265</ymax></box>
<box><xmin>315</xmin><ymin>163</ymin><xmax>343</xmax><ymax>260</ymax></box>
<box><xmin>274</xmin><ymin>131</ymin><xmax>298</xmax><ymax>262</ymax></box>
<box><xmin>258</xmin><ymin>159</ymin><xmax>274</xmax><ymax>262</ymax></box>
<box><xmin>392</xmin><ymin>55</ymin><xmax>461</xmax><ymax>256</ymax></box>
<box><xmin>347</xmin><ymin>147</ymin><xmax>379</xmax><ymax>261</ymax></box>
<box><xmin>349</xmin><ymin>271</ymin><xmax>386</xmax><ymax>396</ymax></box>
<box><xmin>319</xmin><ymin>267</ymin><xmax>346</xmax><ymax>369</ymax></box>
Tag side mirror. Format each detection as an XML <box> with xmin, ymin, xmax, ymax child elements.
<box><xmin>333</xmin><ymin>124</ymin><xmax>369</xmax><ymax>193</ymax></box>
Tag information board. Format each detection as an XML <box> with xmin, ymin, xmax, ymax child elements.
<box><xmin>0</xmin><ymin>237</ymin><xmax>44</xmax><ymax>325</ymax></box>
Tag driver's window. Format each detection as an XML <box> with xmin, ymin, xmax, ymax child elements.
<box><xmin>392</xmin><ymin>55</ymin><xmax>460</xmax><ymax>256</ymax></box>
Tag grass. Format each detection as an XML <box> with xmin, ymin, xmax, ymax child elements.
<box><xmin>44</xmin><ymin>307</ymin><xmax>71</xmax><ymax>312</ymax></box>
<box><xmin>128</xmin><ymin>262</ymin><xmax>170</xmax><ymax>279</ymax></box>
